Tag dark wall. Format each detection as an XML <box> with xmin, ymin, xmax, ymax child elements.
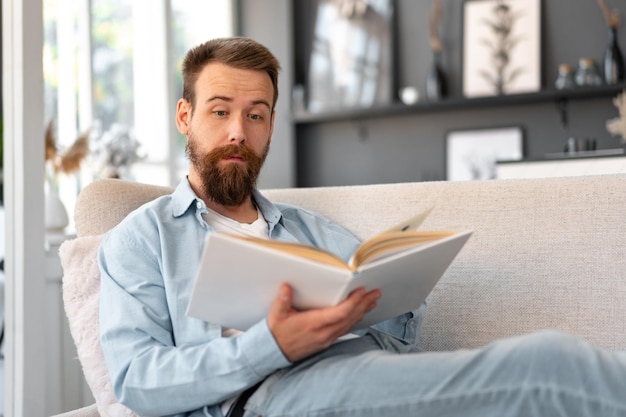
<box><xmin>293</xmin><ymin>0</ymin><xmax>626</xmax><ymax>187</ymax></box>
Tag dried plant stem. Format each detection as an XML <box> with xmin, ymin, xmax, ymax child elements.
<box><xmin>58</xmin><ymin>130</ymin><xmax>90</xmax><ymax>174</ymax></box>
<box><xmin>597</xmin><ymin>0</ymin><xmax>620</xmax><ymax>28</ymax></box>
<box><xmin>45</xmin><ymin>120</ymin><xmax>57</xmax><ymax>162</ymax></box>
<box><xmin>428</xmin><ymin>0</ymin><xmax>443</xmax><ymax>53</ymax></box>
<box><xmin>45</xmin><ymin>119</ymin><xmax>90</xmax><ymax>175</ymax></box>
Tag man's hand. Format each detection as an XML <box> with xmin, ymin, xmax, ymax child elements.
<box><xmin>267</xmin><ymin>283</ymin><xmax>381</xmax><ymax>362</ymax></box>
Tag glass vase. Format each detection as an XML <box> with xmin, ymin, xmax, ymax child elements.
<box><xmin>426</xmin><ymin>53</ymin><xmax>447</xmax><ymax>101</ymax></box>
<box><xmin>45</xmin><ymin>181</ymin><xmax>69</xmax><ymax>231</ymax></box>
<box><xmin>604</xmin><ymin>27</ymin><xmax>625</xmax><ymax>84</ymax></box>
<box><xmin>575</xmin><ymin>58</ymin><xmax>603</xmax><ymax>87</ymax></box>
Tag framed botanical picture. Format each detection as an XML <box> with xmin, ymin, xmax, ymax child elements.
<box><xmin>306</xmin><ymin>0</ymin><xmax>396</xmax><ymax>112</ymax></box>
<box><xmin>446</xmin><ymin>126</ymin><xmax>524</xmax><ymax>181</ymax></box>
<box><xmin>462</xmin><ymin>0</ymin><xmax>542</xmax><ymax>97</ymax></box>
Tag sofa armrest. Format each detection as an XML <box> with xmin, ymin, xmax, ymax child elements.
<box><xmin>74</xmin><ymin>179</ymin><xmax>173</xmax><ymax>237</ymax></box>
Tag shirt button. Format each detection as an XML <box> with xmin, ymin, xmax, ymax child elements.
<box><xmin>407</xmin><ymin>319</ymin><xmax>416</xmax><ymax>327</ymax></box>
<box><xmin>196</xmin><ymin>202</ymin><xmax>202</xmax><ymax>209</ymax></box>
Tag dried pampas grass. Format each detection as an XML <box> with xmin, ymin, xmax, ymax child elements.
<box><xmin>45</xmin><ymin>120</ymin><xmax>91</xmax><ymax>175</ymax></box>
<box><xmin>606</xmin><ymin>89</ymin><xmax>626</xmax><ymax>143</ymax></box>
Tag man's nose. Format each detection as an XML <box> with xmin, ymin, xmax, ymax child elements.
<box><xmin>228</xmin><ymin>115</ymin><xmax>246</xmax><ymax>144</ymax></box>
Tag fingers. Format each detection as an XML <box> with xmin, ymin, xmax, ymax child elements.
<box><xmin>267</xmin><ymin>284</ymin><xmax>382</xmax><ymax>362</ymax></box>
<box><xmin>342</xmin><ymin>287</ymin><xmax>382</xmax><ymax>317</ymax></box>
<box><xmin>268</xmin><ymin>283</ymin><xmax>293</xmax><ymax>320</ymax></box>
<box><xmin>319</xmin><ymin>287</ymin><xmax>381</xmax><ymax>328</ymax></box>
<box><xmin>319</xmin><ymin>290</ymin><xmax>380</xmax><ymax>340</ymax></box>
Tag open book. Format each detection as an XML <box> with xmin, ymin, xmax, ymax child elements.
<box><xmin>186</xmin><ymin>208</ymin><xmax>472</xmax><ymax>331</ymax></box>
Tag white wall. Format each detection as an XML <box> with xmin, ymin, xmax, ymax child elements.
<box><xmin>3</xmin><ymin>0</ymin><xmax>48</xmax><ymax>416</ymax></box>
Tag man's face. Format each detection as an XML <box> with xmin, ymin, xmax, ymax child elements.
<box><xmin>176</xmin><ymin>62</ymin><xmax>275</xmax><ymax>206</ymax></box>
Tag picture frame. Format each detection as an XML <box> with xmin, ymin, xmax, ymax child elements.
<box><xmin>446</xmin><ymin>126</ymin><xmax>524</xmax><ymax>181</ymax></box>
<box><xmin>305</xmin><ymin>0</ymin><xmax>396</xmax><ymax>112</ymax></box>
<box><xmin>462</xmin><ymin>0</ymin><xmax>542</xmax><ymax>97</ymax></box>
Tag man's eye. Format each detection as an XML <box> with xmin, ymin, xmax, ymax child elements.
<box><xmin>249</xmin><ymin>114</ymin><xmax>262</xmax><ymax>120</ymax></box>
<box><xmin>215</xmin><ymin>111</ymin><xmax>227</xmax><ymax>117</ymax></box>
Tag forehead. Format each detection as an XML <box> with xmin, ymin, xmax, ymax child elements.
<box><xmin>195</xmin><ymin>62</ymin><xmax>274</xmax><ymax>104</ymax></box>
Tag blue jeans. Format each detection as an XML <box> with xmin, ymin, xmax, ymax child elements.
<box><xmin>244</xmin><ymin>330</ymin><xmax>626</xmax><ymax>417</ymax></box>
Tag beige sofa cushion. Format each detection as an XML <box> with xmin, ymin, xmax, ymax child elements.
<box><xmin>60</xmin><ymin>235</ymin><xmax>137</xmax><ymax>417</ymax></box>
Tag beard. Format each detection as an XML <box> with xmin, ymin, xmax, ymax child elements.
<box><xmin>186</xmin><ymin>135</ymin><xmax>269</xmax><ymax>207</ymax></box>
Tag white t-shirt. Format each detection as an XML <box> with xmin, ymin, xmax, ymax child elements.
<box><xmin>203</xmin><ymin>206</ymin><xmax>269</xmax><ymax>240</ymax></box>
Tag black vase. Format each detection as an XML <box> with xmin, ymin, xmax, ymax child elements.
<box><xmin>604</xmin><ymin>27</ymin><xmax>625</xmax><ymax>84</ymax></box>
<box><xmin>426</xmin><ymin>53</ymin><xmax>447</xmax><ymax>100</ymax></box>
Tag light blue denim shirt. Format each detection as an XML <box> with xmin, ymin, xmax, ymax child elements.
<box><xmin>99</xmin><ymin>177</ymin><xmax>423</xmax><ymax>417</ymax></box>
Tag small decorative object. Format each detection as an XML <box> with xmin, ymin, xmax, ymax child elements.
<box><xmin>399</xmin><ymin>86</ymin><xmax>419</xmax><ymax>105</ymax></box>
<box><xmin>575</xmin><ymin>58</ymin><xmax>603</xmax><ymax>87</ymax></box>
<box><xmin>426</xmin><ymin>56</ymin><xmax>447</xmax><ymax>100</ymax></box>
<box><xmin>555</xmin><ymin>63</ymin><xmax>575</xmax><ymax>90</ymax></box>
<box><xmin>463</xmin><ymin>0</ymin><xmax>542</xmax><ymax>97</ymax></box>
<box><xmin>45</xmin><ymin>185</ymin><xmax>70</xmax><ymax>231</ymax></box>
<box><xmin>90</xmin><ymin>121</ymin><xmax>144</xmax><ymax>179</ymax></box>
<box><xmin>306</xmin><ymin>0</ymin><xmax>395</xmax><ymax>112</ymax></box>
<box><xmin>426</xmin><ymin>0</ymin><xmax>447</xmax><ymax>100</ymax></box>
<box><xmin>606</xmin><ymin>89</ymin><xmax>626</xmax><ymax>144</ymax></box>
<box><xmin>562</xmin><ymin>137</ymin><xmax>597</xmax><ymax>154</ymax></box>
<box><xmin>446</xmin><ymin>126</ymin><xmax>524</xmax><ymax>181</ymax></box>
<box><xmin>597</xmin><ymin>0</ymin><xmax>625</xmax><ymax>84</ymax></box>
<box><xmin>44</xmin><ymin>120</ymin><xmax>90</xmax><ymax>231</ymax></box>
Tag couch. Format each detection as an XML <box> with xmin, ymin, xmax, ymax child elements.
<box><xmin>53</xmin><ymin>174</ymin><xmax>626</xmax><ymax>417</ymax></box>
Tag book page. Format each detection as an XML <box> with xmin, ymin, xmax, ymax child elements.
<box><xmin>229</xmin><ymin>235</ymin><xmax>349</xmax><ymax>269</ymax></box>
<box><xmin>350</xmin><ymin>230</ymin><xmax>455</xmax><ymax>268</ymax></box>
<box><xmin>229</xmin><ymin>206</ymin><xmax>437</xmax><ymax>271</ymax></box>
<box><xmin>378</xmin><ymin>207</ymin><xmax>433</xmax><ymax>234</ymax></box>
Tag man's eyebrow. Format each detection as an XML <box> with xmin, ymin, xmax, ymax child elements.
<box><xmin>205</xmin><ymin>95</ymin><xmax>271</xmax><ymax>110</ymax></box>
<box><xmin>206</xmin><ymin>95</ymin><xmax>232</xmax><ymax>104</ymax></box>
<box><xmin>252</xmin><ymin>99</ymin><xmax>272</xmax><ymax>110</ymax></box>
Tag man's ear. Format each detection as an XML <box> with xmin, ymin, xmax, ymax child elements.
<box><xmin>176</xmin><ymin>99</ymin><xmax>191</xmax><ymax>135</ymax></box>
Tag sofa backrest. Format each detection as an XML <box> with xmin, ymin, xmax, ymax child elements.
<box><xmin>263</xmin><ymin>175</ymin><xmax>626</xmax><ymax>351</ymax></box>
<box><xmin>74</xmin><ymin>175</ymin><xmax>626</xmax><ymax>352</ymax></box>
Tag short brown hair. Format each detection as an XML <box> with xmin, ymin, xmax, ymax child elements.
<box><xmin>181</xmin><ymin>37</ymin><xmax>281</xmax><ymax>110</ymax></box>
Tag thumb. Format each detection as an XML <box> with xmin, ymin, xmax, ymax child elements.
<box><xmin>269</xmin><ymin>283</ymin><xmax>293</xmax><ymax>319</ymax></box>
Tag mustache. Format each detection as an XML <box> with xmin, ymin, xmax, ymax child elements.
<box><xmin>209</xmin><ymin>144</ymin><xmax>258</xmax><ymax>162</ymax></box>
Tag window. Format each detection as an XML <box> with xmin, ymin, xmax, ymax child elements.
<box><xmin>43</xmin><ymin>0</ymin><xmax>235</xmax><ymax>223</ymax></box>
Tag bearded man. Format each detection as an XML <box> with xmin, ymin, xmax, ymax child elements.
<box><xmin>98</xmin><ymin>37</ymin><xmax>626</xmax><ymax>417</ymax></box>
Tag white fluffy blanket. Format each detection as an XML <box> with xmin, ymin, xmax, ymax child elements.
<box><xmin>60</xmin><ymin>235</ymin><xmax>137</xmax><ymax>417</ymax></box>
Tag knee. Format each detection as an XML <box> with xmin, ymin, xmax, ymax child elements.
<box><xmin>516</xmin><ymin>330</ymin><xmax>589</xmax><ymax>352</ymax></box>
<box><xmin>498</xmin><ymin>330</ymin><xmax>593</xmax><ymax>370</ymax></box>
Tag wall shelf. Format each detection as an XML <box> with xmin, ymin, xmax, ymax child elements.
<box><xmin>292</xmin><ymin>83</ymin><xmax>626</xmax><ymax>125</ymax></box>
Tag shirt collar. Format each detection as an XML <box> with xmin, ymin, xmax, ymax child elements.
<box><xmin>171</xmin><ymin>177</ymin><xmax>201</xmax><ymax>217</ymax></box>
<box><xmin>171</xmin><ymin>176</ymin><xmax>284</xmax><ymax>230</ymax></box>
